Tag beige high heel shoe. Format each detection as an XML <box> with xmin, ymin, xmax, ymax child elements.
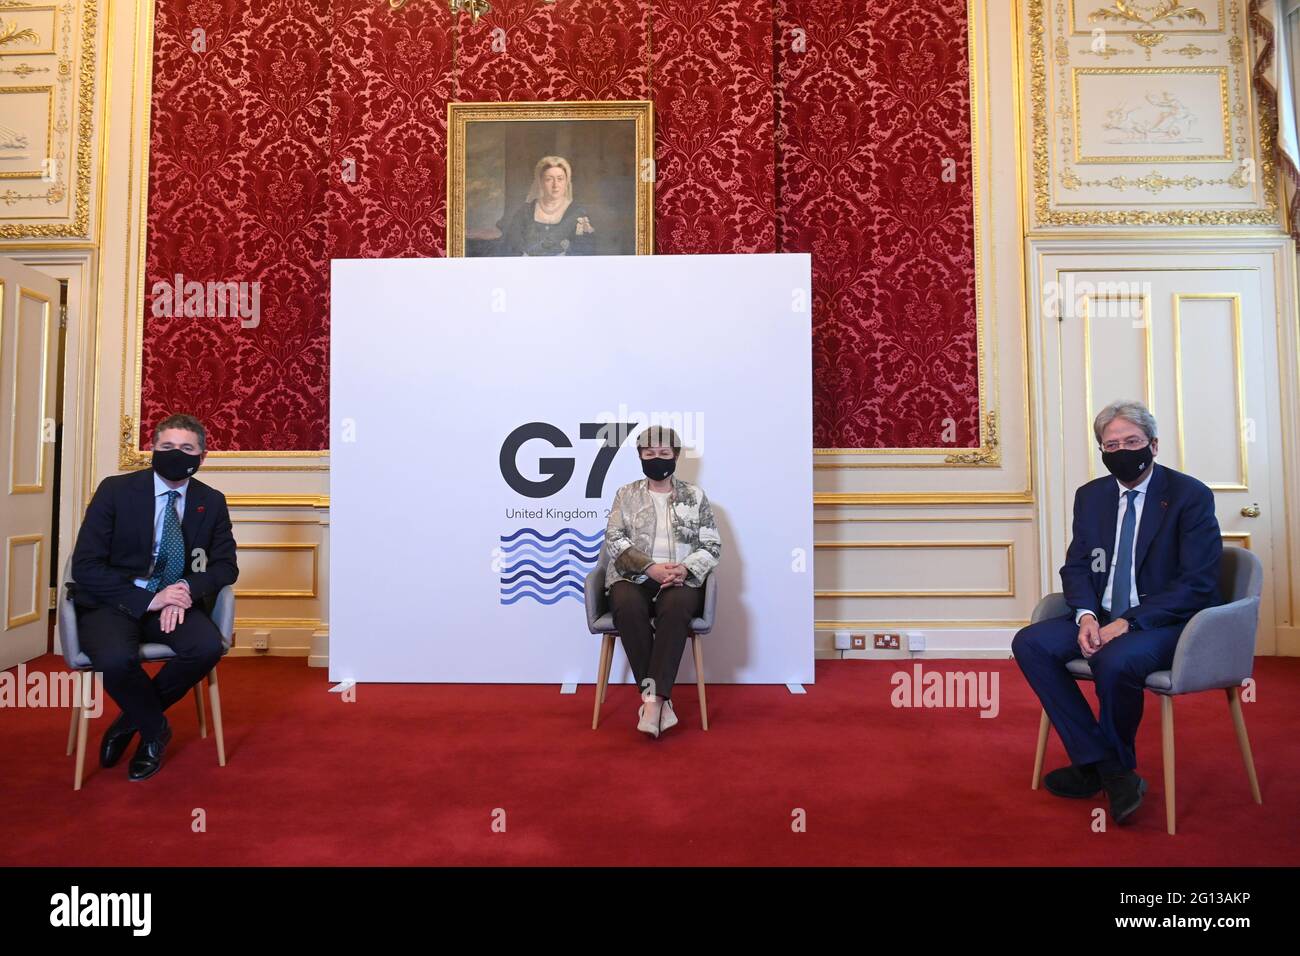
<box><xmin>659</xmin><ymin>699</ymin><xmax>678</xmax><ymax>732</ymax></box>
<box><xmin>637</xmin><ymin>700</ymin><xmax>662</xmax><ymax>738</ymax></box>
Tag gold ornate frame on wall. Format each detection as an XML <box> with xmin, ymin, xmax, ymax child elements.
<box><xmin>0</xmin><ymin>0</ymin><xmax>97</xmax><ymax>239</ymax></box>
<box><xmin>815</xmin><ymin>0</ymin><xmax>1011</xmax><ymax>472</ymax></box>
<box><xmin>111</xmin><ymin>0</ymin><xmax>326</xmax><ymax>473</ymax></box>
<box><xmin>445</xmin><ymin>100</ymin><xmax>655</xmax><ymax>258</ymax></box>
<box><xmin>1025</xmin><ymin>0</ymin><xmax>1280</xmax><ymax>226</ymax></box>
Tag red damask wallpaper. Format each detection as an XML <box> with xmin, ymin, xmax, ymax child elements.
<box><xmin>141</xmin><ymin>0</ymin><xmax>977</xmax><ymax>452</ymax></box>
<box><xmin>142</xmin><ymin>0</ymin><xmax>332</xmax><ymax>451</ymax></box>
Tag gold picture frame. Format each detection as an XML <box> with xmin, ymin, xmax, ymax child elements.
<box><xmin>446</xmin><ymin>100</ymin><xmax>654</xmax><ymax>258</ymax></box>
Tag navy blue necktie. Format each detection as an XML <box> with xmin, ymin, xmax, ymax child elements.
<box><xmin>1111</xmin><ymin>489</ymin><xmax>1139</xmax><ymax>619</ymax></box>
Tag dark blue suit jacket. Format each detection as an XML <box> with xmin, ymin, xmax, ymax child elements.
<box><xmin>1059</xmin><ymin>462</ymin><xmax>1222</xmax><ymax>631</ymax></box>
<box><xmin>71</xmin><ymin>468</ymin><xmax>239</xmax><ymax>619</ymax></box>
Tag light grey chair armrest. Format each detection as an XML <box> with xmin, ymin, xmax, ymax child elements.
<box><xmin>212</xmin><ymin>585</ymin><xmax>236</xmax><ymax>652</ymax></box>
<box><xmin>59</xmin><ymin>557</ymin><xmax>88</xmax><ymax>670</ymax></box>
<box><xmin>1031</xmin><ymin>592</ymin><xmax>1071</xmax><ymax>625</ymax></box>
<box><xmin>1165</xmin><ymin>596</ymin><xmax>1260</xmax><ymax>695</ymax></box>
<box><xmin>584</xmin><ymin>566</ymin><xmax>609</xmax><ymax>633</ymax></box>
<box><xmin>692</xmin><ymin>571</ymin><xmax>718</xmax><ymax>636</ymax></box>
<box><xmin>584</xmin><ymin>544</ymin><xmax>613</xmax><ymax>634</ymax></box>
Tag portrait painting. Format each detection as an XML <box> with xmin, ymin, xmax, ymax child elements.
<box><xmin>447</xmin><ymin>101</ymin><xmax>654</xmax><ymax>257</ymax></box>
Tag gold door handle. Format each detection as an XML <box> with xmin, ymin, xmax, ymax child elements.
<box><xmin>1240</xmin><ymin>503</ymin><xmax>1261</xmax><ymax>518</ymax></box>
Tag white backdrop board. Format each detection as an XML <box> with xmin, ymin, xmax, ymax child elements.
<box><xmin>329</xmin><ymin>253</ymin><xmax>813</xmax><ymax>684</ymax></box>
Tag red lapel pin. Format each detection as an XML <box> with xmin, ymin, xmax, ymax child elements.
<box><xmin>197</xmin><ymin>505</ymin><xmax>205</xmax><ymax>513</ymax></box>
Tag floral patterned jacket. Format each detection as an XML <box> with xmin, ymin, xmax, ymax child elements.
<box><xmin>604</xmin><ymin>476</ymin><xmax>722</xmax><ymax>590</ymax></box>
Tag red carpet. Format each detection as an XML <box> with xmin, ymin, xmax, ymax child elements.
<box><xmin>1</xmin><ymin>654</ymin><xmax>1297</xmax><ymax>866</ymax></box>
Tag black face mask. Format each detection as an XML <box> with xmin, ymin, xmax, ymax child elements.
<box><xmin>152</xmin><ymin>448</ymin><xmax>201</xmax><ymax>482</ymax></box>
<box><xmin>640</xmin><ymin>456</ymin><xmax>676</xmax><ymax>481</ymax></box>
<box><xmin>1101</xmin><ymin>445</ymin><xmax>1153</xmax><ymax>484</ymax></box>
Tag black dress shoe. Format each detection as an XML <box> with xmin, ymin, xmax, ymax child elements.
<box><xmin>1043</xmin><ymin>763</ymin><xmax>1102</xmax><ymax>799</ymax></box>
<box><xmin>1103</xmin><ymin>770</ymin><xmax>1148</xmax><ymax>825</ymax></box>
<box><xmin>99</xmin><ymin>712</ymin><xmax>137</xmax><ymax>768</ymax></box>
<box><xmin>127</xmin><ymin>721</ymin><xmax>172</xmax><ymax>782</ymax></box>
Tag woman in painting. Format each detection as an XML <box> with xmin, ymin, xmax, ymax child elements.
<box><xmin>496</xmin><ymin>155</ymin><xmax>597</xmax><ymax>256</ymax></box>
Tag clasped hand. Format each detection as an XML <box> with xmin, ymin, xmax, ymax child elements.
<box><xmin>1077</xmin><ymin>614</ymin><xmax>1129</xmax><ymax>658</ymax></box>
<box><xmin>147</xmin><ymin>583</ymin><xmax>191</xmax><ymax>634</ymax></box>
<box><xmin>647</xmin><ymin>563</ymin><xmax>687</xmax><ymax>587</ymax></box>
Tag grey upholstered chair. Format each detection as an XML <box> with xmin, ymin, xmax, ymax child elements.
<box><xmin>59</xmin><ymin>556</ymin><xmax>235</xmax><ymax>789</ymax></box>
<box><xmin>584</xmin><ymin>545</ymin><xmax>718</xmax><ymax>730</ymax></box>
<box><xmin>1028</xmin><ymin>547</ymin><xmax>1264</xmax><ymax>834</ymax></box>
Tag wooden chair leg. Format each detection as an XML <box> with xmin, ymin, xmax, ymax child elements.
<box><xmin>1161</xmin><ymin>695</ymin><xmax>1176</xmax><ymax>835</ymax></box>
<box><xmin>66</xmin><ymin>699</ymin><xmax>81</xmax><ymax>756</ymax></box>
<box><xmin>207</xmin><ymin>668</ymin><xmax>226</xmax><ymax>767</ymax></box>
<box><xmin>73</xmin><ymin>700</ymin><xmax>90</xmax><ymax>791</ymax></box>
<box><xmin>693</xmin><ymin>635</ymin><xmax>708</xmax><ymax>731</ymax></box>
<box><xmin>1226</xmin><ymin>686</ymin><xmax>1262</xmax><ymax>804</ymax></box>
<box><xmin>592</xmin><ymin>634</ymin><xmax>614</xmax><ymax>730</ymax></box>
<box><xmin>195</xmin><ymin>680</ymin><xmax>208</xmax><ymax>739</ymax></box>
<box><xmin>1031</xmin><ymin>708</ymin><xmax>1050</xmax><ymax>790</ymax></box>
<box><xmin>600</xmin><ymin>633</ymin><xmax>613</xmax><ymax>705</ymax></box>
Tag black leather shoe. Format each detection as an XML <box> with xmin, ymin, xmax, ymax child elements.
<box><xmin>1043</xmin><ymin>763</ymin><xmax>1102</xmax><ymax>799</ymax></box>
<box><xmin>99</xmin><ymin>712</ymin><xmax>137</xmax><ymax>768</ymax></box>
<box><xmin>1103</xmin><ymin>770</ymin><xmax>1147</xmax><ymax>825</ymax></box>
<box><xmin>127</xmin><ymin>721</ymin><xmax>172</xmax><ymax>782</ymax></box>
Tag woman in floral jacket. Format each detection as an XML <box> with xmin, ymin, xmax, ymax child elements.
<box><xmin>604</xmin><ymin>426</ymin><xmax>721</xmax><ymax>737</ymax></box>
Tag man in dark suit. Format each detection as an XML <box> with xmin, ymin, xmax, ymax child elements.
<box><xmin>71</xmin><ymin>413</ymin><xmax>238</xmax><ymax>781</ymax></box>
<box><xmin>1013</xmin><ymin>400</ymin><xmax>1221</xmax><ymax>824</ymax></box>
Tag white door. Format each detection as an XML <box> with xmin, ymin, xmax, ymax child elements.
<box><xmin>1040</xmin><ymin>261</ymin><xmax>1281</xmax><ymax>652</ymax></box>
<box><xmin>0</xmin><ymin>255</ymin><xmax>60</xmax><ymax>670</ymax></box>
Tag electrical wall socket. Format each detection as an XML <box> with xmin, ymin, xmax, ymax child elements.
<box><xmin>850</xmin><ymin>634</ymin><xmax>867</xmax><ymax>651</ymax></box>
<box><xmin>873</xmin><ymin>633</ymin><xmax>901</xmax><ymax>650</ymax></box>
<box><xmin>834</xmin><ymin>630</ymin><xmax>852</xmax><ymax>650</ymax></box>
<box><xmin>252</xmin><ymin>632</ymin><xmax>270</xmax><ymax>652</ymax></box>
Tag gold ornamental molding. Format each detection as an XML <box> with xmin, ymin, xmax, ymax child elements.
<box><xmin>1087</xmin><ymin>0</ymin><xmax>1209</xmax><ymax>30</ymax></box>
<box><xmin>944</xmin><ymin>410</ymin><xmax>1001</xmax><ymax>465</ymax></box>
<box><xmin>1026</xmin><ymin>0</ymin><xmax>1279</xmax><ymax>226</ymax></box>
<box><xmin>0</xmin><ymin>0</ymin><xmax>97</xmax><ymax>239</ymax></box>
<box><xmin>0</xmin><ymin>17</ymin><xmax>41</xmax><ymax>52</ymax></box>
<box><xmin>812</xmin><ymin>540</ymin><xmax>1017</xmax><ymax>598</ymax></box>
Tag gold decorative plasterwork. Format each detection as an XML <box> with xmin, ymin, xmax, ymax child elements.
<box><xmin>0</xmin><ymin>0</ymin><xmax>96</xmax><ymax>238</ymax></box>
<box><xmin>119</xmin><ymin>414</ymin><xmax>147</xmax><ymax>470</ymax></box>
<box><xmin>1089</xmin><ymin>0</ymin><xmax>1207</xmax><ymax>30</ymax></box>
<box><xmin>943</xmin><ymin>411</ymin><xmax>1001</xmax><ymax>464</ymax></box>
<box><xmin>1168</xmin><ymin>42</ymin><xmax>1212</xmax><ymax>57</ymax></box>
<box><xmin>1028</xmin><ymin>0</ymin><xmax>1278</xmax><ymax>225</ymax></box>
<box><xmin>1072</xmin><ymin>0</ymin><xmax>1225</xmax><ymax>33</ymax></box>
<box><xmin>0</xmin><ymin>19</ymin><xmax>40</xmax><ymax>51</ymax></box>
<box><xmin>1070</xmin><ymin>66</ymin><xmax>1231</xmax><ymax>163</ymax></box>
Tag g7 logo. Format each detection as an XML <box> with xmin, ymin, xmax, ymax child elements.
<box><xmin>500</xmin><ymin>422</ymin><xmax>636</xmax><ymax>498</ymax></box>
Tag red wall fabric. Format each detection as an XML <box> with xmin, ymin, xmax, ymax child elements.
<box><xmin>778</xmin><ymin>0</ymin><xmax>979</xmax><ymax>448</ymax></box>
<box><xmin>141</xmin><ymin>0</ymin><xmax>977</xmax><ymax>452</ymax></box>
<box><xmin>654</xmin><ymin>0</ymin><xmax>777</xmax><ymax>256</ymax></box>
<box><xmin>142</xmin><ymin>0</ymin><xmax>333</xmax><ymax>451</ymax></box>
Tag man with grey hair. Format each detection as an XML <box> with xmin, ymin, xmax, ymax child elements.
<box><xmin>1013</xmin><ymin>399</ymin><xmax>1222</xmax><ymax>825</ymax></box>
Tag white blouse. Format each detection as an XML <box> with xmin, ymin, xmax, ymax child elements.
<box><xmin>649</xmin><ymin>490</ymin><xmax>674</xmax><ymax>563</ymax></box>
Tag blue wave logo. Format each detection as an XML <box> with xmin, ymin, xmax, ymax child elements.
<box><xmin>498</xmin><ymin>527</ymin><xmax>603</xmax><ymax>605</ymax></box>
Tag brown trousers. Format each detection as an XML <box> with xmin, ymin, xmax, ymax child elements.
<box><xmin>608</xmin><ymin>579</ymin><xmax>705</xmax><ymax>701</ymax></box>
